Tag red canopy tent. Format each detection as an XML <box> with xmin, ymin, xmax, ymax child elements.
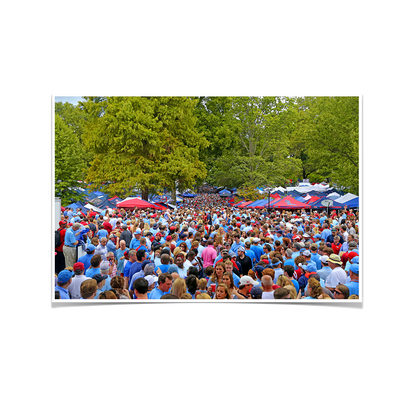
<box><xmin>237</xmin><ymin>201</ymin><xmax>254</xmax><ymax>208</ymax></box>
<box><xmin>272</xmin><ymin>196</ymin><xmax>311</xmax><ymax>209</ymax></box>
<box><xmin>116</xmin><ymin>198</ymin><xmax>162</xmax><ymax>209</ymax></box>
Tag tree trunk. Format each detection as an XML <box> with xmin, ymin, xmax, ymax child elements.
<box><xmin>171</xmin><ymin>181</ymin><xmax>177</xmax><ymax>205</ymax></box>
<box><xmin>141</xmin><ymin>187</ymin><xmax>149</xmax><ymax>201</ymax></box>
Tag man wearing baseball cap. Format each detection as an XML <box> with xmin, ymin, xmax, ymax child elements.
<box><xmin>325</xmin><ymin>254</ymin><xmax>347</xmax><ymax>293</ymax></box>
<box><xmin>92</xmin><ymin>274</ymin><xmax>108</xmax><ymax>299</ymax></box>
<box><xmin>77</xmin><ymin>244</ymin><xmax>96</xmax><ymax>274</ymax></box>
<box><xmin>68</xmin><ymin>262</ymin><xmax>90</xmax><ymax>299</ymax></box>
<box><xmin>55</xmin><ymin>269</ymin><xmax>73</xmax><ymax>299</ymax></box>
<box><xmin>344</xmin><ymin>263</ymin><xmax>359</xmax><ymax>296</ymax></box>
<box><xmin>233</xmin><ymin>275</ymin><xmax>258</xmax><ymax>299</ymax></box>
<box><xmin>129</xmin><ymin>229</ymin><xmax>142</xmax><ymax>249</ymax></box>
<box><xmin>317</xmin><ymin>255</ymin><xmax>332</xmax><ymax>284</ymax></box>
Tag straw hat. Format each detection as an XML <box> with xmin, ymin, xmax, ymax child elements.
<box><xmin>327</xmin><ymin>254</ymin><xmax>342</xmax><ymax>265</ymax></box>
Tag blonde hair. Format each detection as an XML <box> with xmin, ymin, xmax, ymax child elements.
<box><xmin>198</xmin><ymin>278</ymin><xmax>208</xmax><ymax>290</ymax></box>
<box><xmin>180</xmin><ymin>293</ymin><xmax>192</xmax><ymax>299</ymax></box>
<box><xmin>171</xmin><ymin>278</ymin><xmax>187</xmax><ymax>299</ymax></box>
<box><xmin>284</xmin><ymin>285</ymin><xmax>297</xmax><ymax>299</ymax></box>
<box><xmin>196</xmin><ymin>293</ymin><xmax>211</xmax><ymax>299</ymax></box>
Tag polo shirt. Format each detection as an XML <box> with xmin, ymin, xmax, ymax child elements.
<box><xmin>85</xmin><ymin>267</ymin><xmax>100</xmax><ymax>278</ymax></box>
<box><xmin>202</xmin><ymin>245</ymin><xmax>217</xmax><ymax>268</ymax></box>
<box><xmin>55</xmin><ymin>285</ymin><xmax>70</xmax><ymax>299</ymax></box>
<box><xmin>344</xmin><ymin>280</ymin><xmax>359</xmax><ymax>296</ymax></box>
<box><xmin>64</xmin><ymin>228</ymin><xmax>78</xmax><ymax>247</ymax></box>
<box><xmin>317</xmin><ymin>267</ymin><xmax>332</xmax><ymax>282</ymax></box>
<box><xmin>123</xmin><ymin>261</ymin><xmax>133</xmax><ymax>278</ymax></box>
<box><xmin>77</xmin><ymin>253</ymin><xmax>94</xmax><ymax>273</ymax></box>
<box><xmin>68</xmin><ymin>275</ymin><xmax>90</xmax><ymax>299</ymax></box>
<box><xmin>310</xmin><ymin>253</ymin><xmax>322</xmax><ymax>270</ymax></box>
<box><xmin>148</xmin><ymin>287</ymin><xmax>170</xmax><ymax>299</ymax></box>
<box><xmin>250</xmin><ymin>245</ymin><xmax>263</xmax><ymax>263</ymax></box>
<box><xmin>129</xmin><ymin>238</ymin><xmax>141</xmax><ymax>249</ymax></box>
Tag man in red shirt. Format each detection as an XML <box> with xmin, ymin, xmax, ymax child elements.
<box><xmin>331</xmin><ymin>235</ymin><xmax>342</xmax><ymax>255</ymax></box>
<box><xmin>103</xmin><ymin>219</ymin><xmax>113</xmax><ymax>234</ymax></box>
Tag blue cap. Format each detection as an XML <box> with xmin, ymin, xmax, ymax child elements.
<box><xmin>351</xmin><ymin>256</ymin><xmax>360</xmax><ymax>264</ymax></box>
<box><xmin>57</xmin><ymin>269</ymin><xmax>73</xmax><ymax>284</ymax></box>
<box><xmin>168</xmin><ymin>265</ymin><xmax>179</xmax><ymax>274</ymax></box>
<box><xmin>304</xmin><ymin>263</ymin><xmax>317</xmax><ymax>272</ymax></box>
<box><xmin>87</xmin><ymin>244</ymin><xmax>96</xmax><ymax>252</ymax></box>
<box><xmin>250</xmin><ymin>286</ymin><xmax>263</xmax><ymax>299</ymax></box>
<box><xmin>349</xmin><ymin>263</ymin><xmax>359</xmax><ymax>274</ymax></box>
<box><xmin>255</xmin><ymin>266</ymin><xmax>265</xmax><ymax>276</ymax></box>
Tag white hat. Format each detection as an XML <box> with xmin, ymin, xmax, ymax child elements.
<box><xmin>145</xmin><ymin>275</ymin><xmax>157</xmax><ymax>286</ymax></box>
<box><xmin>253</xmin><ymin>238</ymin><xmax>260</xmax><ymax>243</ymax></box>
<box><xmin>319</xmin><ymin>255</ymin><xmax>329</xmax><ymax>264</ymax></box>
<box><xmin>134</xmin><ymin>229</ymin><xmax>141</xmax><ymax>235</ymax></box>
<box><xmin>239</xmin><ymin>275</ymin><xmax>259</xmax><ymax>286</ymax></box>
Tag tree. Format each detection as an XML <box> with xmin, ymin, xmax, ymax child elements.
<box><xmin>80</xmin><ymin>96</ymin><xmax>209</xmax><ymax>202</ymax></box>
<box><xmin>195</xmin><ymin>96</ymin><xmax>302</xmax><ymax>189</ymax></box>
<box><xmin>55</xmin><ymin>101</ymin><xmax>94</xmax><ymax>167</ymax></box>
<box><xmin>54</xmin><ymin>114</ymin><xmax>87</xmax><ymax>206</ymax></box>
<box><xmin>295</xmin><ymin>96</ymin><xmax>359</xmax><ymax>193</ymax></box>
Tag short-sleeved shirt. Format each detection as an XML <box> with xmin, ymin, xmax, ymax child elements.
<box><xmin>64</xmin><ymin>228</ymin><xmax>77</xmax><ymax>247</ymax></box>
<box><xmin>325</xmin><ymin>267</ymin><xmax>347</xmax><ymax>288</ymax></box>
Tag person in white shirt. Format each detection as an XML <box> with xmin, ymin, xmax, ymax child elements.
<box><xmin>324</xmin><ymin>254</ymin><xmax>347</xmax><ymax>293</ymax></box>
<box><xmin>68</xmin><ymin>262</ymin><xmax>90</xmax><ymax>299</ymax></box>
<box><xmin>175</xmin><ymin>253</ymin><xmax>189</xmax><ymax>279</ymax></box>
<box><xmin>261</xmin><ymin>275</ymin><xmax>275</xmax><ymax>299</ymax></box>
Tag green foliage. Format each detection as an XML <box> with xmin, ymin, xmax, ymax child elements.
<box><xmin>196</xmin><ymin>96</ymin><xmax>359</xmax><ymax>195</ymax></box>
<box><xmin>195</xmin><ymin>96</ymin><xmax>303</xmax><ymax>189</ymax></box>
<box><xmin>55</xmin><ymin>95</ymin><xmax>359</xmax><ymax>206</ymax></box>
<box><xmin>54</xmin><ymin>114</ymin><xmax>87</xmax><ymax>205</ymax></box>
<box><xmin>293</xmin><ymin>96</ymin><xmax>359</xmax><ymax>194</ymax></box>
<box><xmin>80</xmin><ymin>97</ymin><xmax>209</xmax><ymax>200</ymax></box>
<box><xmin>55</xmin><ymin>101</ymin><xmax>94</xmax><ymax>167</ymax></box>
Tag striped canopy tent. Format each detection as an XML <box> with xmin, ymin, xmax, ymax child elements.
<box><xmin>309</xmin><ymin>197</ymin><xmax>344</xmax><ymax>209</ymax></box>
<box><xmin>237</xmin><ymin>201</ymin><xmax>254</xmax><ymax>208</ymax></box>
<box><xmin>116</xmin><ymin>198</ymin><xmax>163</xmax><ymax>209</ymax></box>
<box><xmin>271</xmin><ymin>196</ymin><xmax>312</xmax><ymax>209</ymax></box>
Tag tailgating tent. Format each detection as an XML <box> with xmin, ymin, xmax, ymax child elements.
<box><xmin>116</xmin><ymin>198</ymin><xmax>161</xmax><ymax>209</ymax></box>
<box><xmin>219</xmin><ymin>189</ymin><xmax>232</xmax><ymax>197</ymax></box>
<box><xmin>342</xmin><ymin>197</ymin><xmax>359</xmax><ymax>208</ymax></box>
<box><xmin>336</xmin><ymin>193</ymin><xmax>358</xmax><ymax>204</ymax></box>
<box><xmin>237</xmin><ymin>201</ymin><xmax>254</xmax><ymax>208</ymax></box>
<box><xmin>309</xmin><ymin>198</ymin><xmax>343</xmax><ymax>209</ymax></box>
<box><xmin>271</xmin><ymin>196</ymin><xmax>311</xmax><ymax>209</ymax></box>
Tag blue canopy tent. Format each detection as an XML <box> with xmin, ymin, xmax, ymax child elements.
<box><xmin>343</xmin><ymin>197</ymin><xmax>359</xmax><ymax>208</ymax></box>
<box><xmin>181</xmin><ymin>192</ymin><xmax>197</xmax><ymax>197</ymax></box>
<box><xmin>219</xmin><ymin>189</ymin><xmax>232</xmax><ymax>197</ymax></box>
<box><xmin>252</xmin><ymin>199</ymin><xmax>270</xmax><ymax>208</ymax></box>
<box><xmin>309</xmin><ymin>197</ymin><xmax>344</xmax><ymax>209</ymax></box>
<box><xmin>244</xmin><ymin>199</ymin><xmax>263</xmax><ymax>208</ymax></box>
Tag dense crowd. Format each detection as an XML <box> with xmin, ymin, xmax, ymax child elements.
<box><xmin>54</xmin><ymin>194</ymin><xmax>360</xmax><ymax>300</ymax></box>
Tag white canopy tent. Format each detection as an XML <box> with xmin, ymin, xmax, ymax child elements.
<box><xmin>335</xmin><ymin>193</ymin><xmax>358</xmax><ymax>204</ymax></box>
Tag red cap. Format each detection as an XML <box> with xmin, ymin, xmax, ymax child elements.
<box><xmin>73</xmin><ymin>262</ymin><xmax>85</xmax><ymax>272</ymax></box>
<box><xmin>166</xmin><ymin>235</ymin><xmax>172</xmax><ymax>241</ymax></box>
<box><xmin>236</xmin><ymin>223</ymin><xmax>241</xmax><ymax>227</ymax></box>
<box><xmin>59</xmin><ymin>220</ymin><xmax>67</xmax><ymax>226</ymax></box>
<box><xmin>348</xmin><ymin>251</ymin><xmax>358</xmax><ymax>260</ymax></box>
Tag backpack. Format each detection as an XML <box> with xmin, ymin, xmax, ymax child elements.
<box><xmin>55</xmin><ymin>229</ymin><xmax>62</xmax><ymax>248</ymax></box>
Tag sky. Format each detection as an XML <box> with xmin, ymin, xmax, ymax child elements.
<box><xmin>54</xmin><ymin>96</ymin><xmax>85</xmax><ymax>105</ymax></box>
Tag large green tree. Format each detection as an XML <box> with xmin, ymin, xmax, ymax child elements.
<box><xmin>195</xmin><ymin>96</ymin><xmax>302</xmax><ymax>189</ymax></box>
<box><xmin>54</xmin><ymin>114</ymin><xmax>87</xmax><ymax>205</ymax></box>
<box><xmin>293</xmin><ymin>96</ymin><xmax>359</xmax><ymax>193</ymax></box>
<box><xmin>80</xmin><ymin>96</ymin><xmax>209</xmax><ymax>202</ymax></box>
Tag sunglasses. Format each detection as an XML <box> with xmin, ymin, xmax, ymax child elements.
<box><xmin>334</xmin><ymin>290</ymin><xmax>343</xmax><ymax>295</ymax></box>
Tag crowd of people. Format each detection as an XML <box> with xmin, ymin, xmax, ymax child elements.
<box><xmin>54</xmin><ymin>193</ymin><xmax>360</xmax><ymax>300</ymax></box>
